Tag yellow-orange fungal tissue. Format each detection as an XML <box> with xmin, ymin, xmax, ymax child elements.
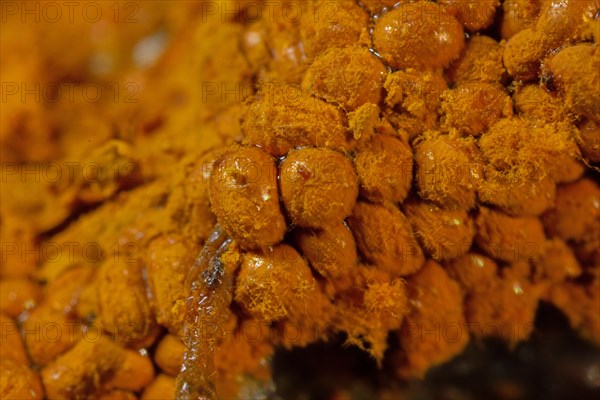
<box><xmin>3</xmin><ymin>2</ymin><xmax>600</xmax><ymax>398</ymax></box>
<box><xmin>242</xmin><ymin>84</ymin><xmax>353</xmax><ymax>156</ymax></box>
<box><xmin>393</xmin><ymin>261</ymin><xmax>468</xmax><ymax>379</ymax></box>
<box><xmin>302</xmin><ymin>46</ymin><xmax>387</xmax><ymax>111</ymax></box>
<box><xmin>414</xmin><ymin>133</ymin><xmax>483</xmax><ymax>210</ymax></box>
<box><xmin>209</xmin><ymin>145</ymin><xmax>287</xmax><ymax>248</ymax></box>
<box><xmin>404</xmin><ymin>201</ymin><xmax>475</xmax><ymax>261</ymax></box>
<box><xmin>446</xmin><ymin>35</ymin><xmax>505</xmax><ymax>84</ymax></box>
<box><xmin>373</xmin><ymin>1</ymin><xmax>465</xmax><ymax>70</ymax></box>
<box><xmin>279</xmin><ymin>147</ymin><xmax>358</xmax><ymax>229</ymax></box>
<box><xmin>354</xmin><ymin>134</ymin><xmax>413</xmax><ymax>203</ymax></box>
<box><xmin>348</xmin><ymin>202</ymin><xmax>425</xmax><ymax>277</ymax></box>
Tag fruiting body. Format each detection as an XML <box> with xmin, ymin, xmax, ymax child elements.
<box><xmin>373</xmin><ymin>2</ymin><xmax>465</xmax><ymax>70</ymax></box>
<box><xmin>280</xmin><ymin>148</ymin><xmax>358</xmax><ymax>228</ymax></box>
<box><xmin>348</xmin><ymin>202</ymin><xmax>425</xmax><ymax>277</ymax></box>
<box><xmin>354</xmin><ymin>134</ymin><xmax>413</xmax><ymax>203</ymax></box>
<box><xmin>209</xmin><ymin>145</ymin><xmax>286</xmax><ymax>248</ymax></box>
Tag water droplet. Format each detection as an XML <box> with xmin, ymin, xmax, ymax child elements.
<box><xmin>512</xmin><ymin>282</ymin><xmax>523</xmax><ymax>295</ymax></box>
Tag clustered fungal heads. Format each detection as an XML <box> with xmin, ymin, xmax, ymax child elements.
<box><xmin>5</xmin><ymin>1</ymin><xmax>599</xmax><ymax>399</ymax></box>
<box><xmin>205</xmin><ymin>46</ymin><xmax>420</xmax><ymax>373</ymax></box>
<box><xmin>199</xmin><ymin>0</ymin><xmax>600</xmax><ymax>384</ymax></box>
